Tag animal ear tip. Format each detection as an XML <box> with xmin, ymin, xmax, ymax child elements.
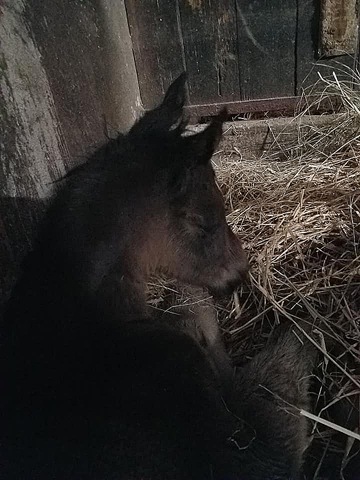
<box><xmin>206</xmin><ymin>108</ymin><xmax>227</xmax><ymax>137</ymax></box>
<box><xmin>165</xmin><ymin>72</ymin><xmax>187</xmax><ymax>99</ymax></box>
<box><xmin>174</xmin><ymin>72</ymin><xmax>187</xmax><ymax>104</ymax></box>
<box><xmin>178</xmin><ymin>71</ymin><xmax>187</xmax><ymax>84</ymax></box>
<box><xmin>216</xmin><ymin>107</ymin><xmax>228</xmax><ymax>123</ymax></box>
<box><xmin>172</xmin><ymin>72</ymin><xmax>187</xmax><ymax>91</ymax></box>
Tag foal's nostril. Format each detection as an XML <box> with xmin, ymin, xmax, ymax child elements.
<box><xmin>231</xmin><ymin>270</ymin><xmax>248</xmax><ymax>289</ymax></box>
<box><xmin>239</xmin><ymin>256</ymin><xmax>250</xmax><ymax>275</ymax></box>
<box><xmin>210</xmin><ymin>265</ymin><xmax>249</xmax><ymax>298</ymax></box>
<box><xmin>232</xmin><ymin>249</ymin><xmax>250</xmax><ymax>277</ymax></box>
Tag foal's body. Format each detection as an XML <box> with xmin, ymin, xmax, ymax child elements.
<box><xmin>2</xmin><ymin>74</ymin><xmax>314</xmax><ymax>479</ymax></box>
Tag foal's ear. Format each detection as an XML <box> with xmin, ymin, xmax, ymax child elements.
<box><xmin>162</xmin><ymin>73</ymin><xmax>187</xmax><ymax>114</ymax></box>
<box><xmin>157</xmin><ymin>72</ymin><xmax>187</xmax><ymax>131</ymax></box>
<box><xmin>131</xmin><ymin>73</ymin><xmax>187</xmax><ymax>136</ymax></box>
<box><xmin>186</xmin><ymin>108</ymin><xmax>227</xmax><ymax>165</ymax></box>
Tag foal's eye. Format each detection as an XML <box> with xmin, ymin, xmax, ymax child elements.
<box><xmin>180</xmin><ymin>212</ymin><xmax>218</xmax><ymax>234</ymax></box>
<box><xmin>190</xmin><ymin>216</ymin><xmax>217</xmax><ymax>234</ymax></box>
<box><xmin>198</xmin><ymin>223</ymin><xmax>216</xmax><ymax>235</ymax></box>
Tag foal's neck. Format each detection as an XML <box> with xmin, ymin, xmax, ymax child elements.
<box><xmin>89</xmin><ymin>209</ymin><xmax>168</xmax><ymax>323</ymax></box>
<box><xmin>96</xmin><ymin>267</ymin><xmax>149</xmax><ymax>322</ymax></box>
<box><xmin>98</xmin><ymin>214</ymin><xmax>169</xmax><ymax>322</ymax></box>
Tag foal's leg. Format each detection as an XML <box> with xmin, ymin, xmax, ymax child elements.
<box><xmin>185</xmin><ymin>292</ymin><xmax>234</xmax><ymax>388</ymax></box>
<box><xmin>226</xmin><ymin>324</ymin><xmax>317</xmax><ymax>479</ymax></box>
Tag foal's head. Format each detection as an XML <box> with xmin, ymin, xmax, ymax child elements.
<box><xmin>125</xmin><ymin>73</ymin><xmax>249</xmax><ymax>294</ymax></box>
<box><xmin>40</xmin><ymin>74</ymin><xmax>248</xmax><ymax>307</ymax></box>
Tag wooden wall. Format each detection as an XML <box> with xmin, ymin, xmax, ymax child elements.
<box><xmin>126</xmin><ymin>0</ymin><xmax>357</xmax><ymax>112</ymax></box>
<box><xmin>1</xmin><ymin>0</ymin><xmax>358</xmax><ymax>306</ymax></box>
<box><xmin>0</xmin><ymin>0</ymin><xmax>141</xmax><ymax>306</ymax></box>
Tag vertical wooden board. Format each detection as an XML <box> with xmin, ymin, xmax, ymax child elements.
<box><xmin>236</xmin><ymin>0</ymin><xmax>297</xmax><ymax>100</ymax></box>
<box><xmin>98</xmin><ymin>0</ymin><xmax>142</xmax><ymax>132</ymax></box>
<box><xmin>319</xmin><ymin>0</ymin><xmax>358</xmax><ymax>57</ymax></box>
<box><xmin>296</xmin><ymin>0</ymin><xmax>356</xmax><ymax>93</ymax></box>
<box><xmin>125</xmin><ymin>0</ymin><xmax>184</xmax><ymax>109</ymax></box>
<box><xmin>296</xmin><ymin>0</ymin><xmax>321</xmax><ymax>90</ymax></box>
<box><xmin>177</xmin><ymin>0</ymin><xmax>240</xmax><ymax>105</ymax></box>
<box><xmin>24</xmin><ymin>0</ymin><xmax>106</xmax><ymax>164</ymax></box>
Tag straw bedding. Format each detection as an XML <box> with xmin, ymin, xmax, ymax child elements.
<box><xmin>148</xmin><ymin>66</ymin><xmax>360</xmax><ymax>478</ymax></box>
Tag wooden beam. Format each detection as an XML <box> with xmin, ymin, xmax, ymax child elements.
<box><xmin>190</xmin><ymin>114</ymin><xmax>340</xmax><ymax>161</ymax></box>
<box><xmin>184</xmin><ymin>96</ymin><xmax>340</xmax><ymax>121</ymax></box>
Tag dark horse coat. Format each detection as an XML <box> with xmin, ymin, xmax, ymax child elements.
<box><xmin>2</xmin><ymin>74</ymin><xmax>315</xmax><ymax>479</ymax></box>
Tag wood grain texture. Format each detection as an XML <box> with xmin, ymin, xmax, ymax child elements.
<box><xmin>126</xmin><ymin>0</ymin><xmax>358</xmax><ymax>108</ymax></box>
<box><xmin>178</xmin><ymin>0</ymin><xmax>240</xmax><ymax>104</ymax></box>
<box><xmin>0</xmin><ymin>0</ymin><xmax>141</xmax><ymax>306</ymax></box>
<box><xmin>320</xmin><ymin>0</ymin><xmax>358</xmax><ymax>57</ymax></box>
<box><xmin>296</xmin><ymin>0</ymin><xmax>355</xmax><ymax>93</ymax></box>
<box><xmin>24</xmin><ymin>0</ymin><xmax>106</xmax><ymax>162</ymax></box>
<box><xmin>236</xmin><ymin>0</ymin><xmax>297</xmax><ymax>99</ymax></box>
<box><xmin>126</xmin><ymin>0</ymin><xmax>185</xmax><ymax>109</ymax></box>
<box><xmin>215</xmin><ymin>114</ymin><xmax>341</xmax><ymax>160</ymax></box>
<box><xmin>98</xmin><ymin>0</ymin><xmax>143</xmax><ymax>132</ymax></box>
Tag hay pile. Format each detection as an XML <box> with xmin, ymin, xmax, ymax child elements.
<box><xmin>148</xmin><ymin>65</ymin><xmax>360</xmax><ymax>478</ymax></box>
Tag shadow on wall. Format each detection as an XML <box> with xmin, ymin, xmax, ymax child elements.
<box><xmin>0</xmin><ymin>196</ymin><xmax>46</xmax><ymax>309</ymax></box>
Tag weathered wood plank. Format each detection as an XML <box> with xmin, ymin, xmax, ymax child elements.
<box><xmin>296</xmin><ymin>0</ymin><xmax>356</xmax><ymax>93</ymax></box>
<box><xmin>186</xmin><ymin>96</ymin><xmax>299</xmax><ymax>120</ymax></box>
<box><xmin>236</xmin><ymin>0</ymin><xmax>297</xmax><ymax>99</ymax></box>
<box><xmin>190</xmin><ymin>114</ymin><xmax>341</xmax><ymax>160</ymax></box>
<box><xmin>24</xmin><ymin>0</ymin><xmax>106</xmax><ymax>163</ymax></box>
<box><xmin>125</xmin><ymin>0</ymin><xmax>184</xmax><ymax>109</ymax></box>
<box><xmin>185</xmin><ymin>94</ymin><xmax>339</xmax><ymax>120</ymax></box>
<box><xmin>319</xmin><ymin>0</ymin><xmax>358</xmax><ymax>57</ymax></box>
<box><xmin>0</xmin><ymin>0</ymin><xmax>142</xmax><ymax>306</ymax></box>
<box><xmin>98</xmin><ymin>0</ymin><xmax>143</xmax><ymax>132</ymax></box>
<box><xmin>177</xmin><ymin>0</ymin><xmax>239</xmax><ymax>104</ymax></box>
